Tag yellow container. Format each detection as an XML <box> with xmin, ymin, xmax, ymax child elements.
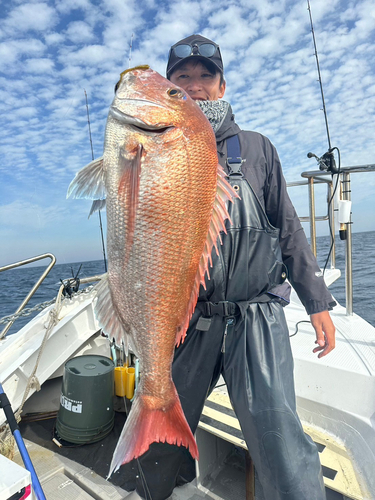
<box><xmin>114</xmin><ymin>366</ymin><xmax>127</xmax><ymax>397</ymax></box>
<box><xmin>126</xmin><ymin>367</ymin><xmax>135</xmax><ymax>399</ymax></box>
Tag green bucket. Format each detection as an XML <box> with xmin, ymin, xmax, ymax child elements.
<box><xmin>56</xmin><ymin>355</ymin><xmax>115</xmax><ymax>444</ymax></box>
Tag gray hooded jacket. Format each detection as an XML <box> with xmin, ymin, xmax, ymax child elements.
<box><xmin>215</xmin><ymin>104</ymin><xmax>336</xmax><ymax>315</ymax></box>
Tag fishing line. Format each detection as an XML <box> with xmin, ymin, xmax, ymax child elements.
<box><xmin>128</xmin><ymin>33</ymin><xmax>134</xmax><ymax>69</ymax></box>
<box><xmin>307</xmin><ymin>0</ymin><xmax>341</xmax><ymax>273</ymax></box>
<box><xmin>291</xmin><ymin>5</ymin><xmax>341</xmax><ymax>339</ymax></box>
<box><xmin>307</xmin><ymin>0</ymin><xmax>332</xmax><ymax>151</ymax></box>
<box><xmin>84</xmin><ymin>90</ymin><xmax>107</xmax><ymax>272</ymax></box>
<box><xmin>323</xmin><ymin>147</ymin><xmax>341</xmax><ymax>275</ymax></box>
<box><xmin>136</xmin><ymin>457</ymin><xmax>153</xmax><ymax>500</ymax></box>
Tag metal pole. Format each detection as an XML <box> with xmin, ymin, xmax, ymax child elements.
<box><xmin>0</xmin><ymin>254</ymin><xmax>56</xmax><ymax>339</ymax></box>
<box><xmin>308</xmin><ymin>177</ymin><xmax>317</xmax><ymax>257</ymax></box>
<box><xmin>342</xmin><ymin>172</ymin><xmax>353</xmax><ymax>315</ymax></box>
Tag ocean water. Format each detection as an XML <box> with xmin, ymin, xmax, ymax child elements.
<box><xmin>1</xmin><ymin>230</ymin><xmax>374</xmax><ymax>336</ymax></box>
<box><xmin>314</xmin><ymin>230</ymin><xmax>375</xmax><ymax>327</ymax></box>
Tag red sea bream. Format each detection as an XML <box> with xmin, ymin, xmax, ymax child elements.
<box><xmin>67</xmin><ymin>66</ymin><xmax>238</xmax><ymax>475</ymax></box>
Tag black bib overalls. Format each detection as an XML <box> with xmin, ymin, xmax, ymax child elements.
<box><xmin>134</xmin><ymin>138</ymin><xmax>326</xmax><ymax>500</ymax></box>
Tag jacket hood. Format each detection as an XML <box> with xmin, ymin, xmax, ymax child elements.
<box><xmin>215</xmin><ymin>103</ymin><xmax>241</xmax><ymax>143</ymax></box>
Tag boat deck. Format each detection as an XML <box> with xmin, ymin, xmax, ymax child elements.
<box><xmin>12</xmin><ymin>378</ymin><xmax>351</xmax><ymax>500</ymax></box>
<box><xmin>198</xmin><ymin>385</ymin><xmax>360</xmax><ymax>500</ymax></box>
<box><xmin>13</xmin><ymin>439</ymin><xmax>129</xmax><ymax>500</ymax></box>
<box><xmin>2</xmin><ymin>269</ymin><xmax>374</xmax><ymax>499</ymax></box>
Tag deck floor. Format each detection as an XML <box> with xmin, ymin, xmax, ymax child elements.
<box><xmin>14</xmin><ymin>376</ymin><xmax>348</xmax><ymax>500</ymax></box>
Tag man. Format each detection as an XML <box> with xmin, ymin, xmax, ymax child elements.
<box><xmin>126</xmin><ymin>34</ymin><xmax>336</xmax><ymax>500</ymax></box>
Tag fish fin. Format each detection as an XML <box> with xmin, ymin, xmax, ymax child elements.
<box><xmin>118</xmin><ymin>145</ymin><xmax>143</xmax><ymax>258</ymax></box>
<box><xmin>94</xmin><ymin>274</ymin><xmax>129</xmax><ymax>351</ymax></box>
<box><xmin>88</xmin><ymin>199</ymin><xmax>106</xmax><ymax>218</ymax></box>
<box><xmin>176</xmin><ymin>164</ymin><xmax>239</xmax><ymax>347</ymax></box>
<box><xmin>67</xmin><ymin>157</ymin><xmax>106</xmax><ymax>200</ymax></box>
<box><xmin>108</xmin><ymin>390</ymin><xmax>199</xmax><ymax>476</ymax></box>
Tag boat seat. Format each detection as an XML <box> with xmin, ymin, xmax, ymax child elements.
<box><xmin>198</xmin><ymin>387</ymin><xmax>363</xmax><ymax>500</ymax></box>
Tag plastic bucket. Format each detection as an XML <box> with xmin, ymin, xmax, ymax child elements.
<box><xmin>56</xmin><ymin>355</ymin><xmax>115</xmax><ymax>444</ymax></box>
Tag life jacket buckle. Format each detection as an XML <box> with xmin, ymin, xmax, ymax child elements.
<box><xmin>226</xmin><ymin>157</ymin><xmax>245</xmax><ymax>176</ymax></box>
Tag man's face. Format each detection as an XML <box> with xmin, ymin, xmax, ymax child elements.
<box><xmin>169</xmin><ymin>60</ymin><xmax>226</xmax><ymax>101</ymax></box>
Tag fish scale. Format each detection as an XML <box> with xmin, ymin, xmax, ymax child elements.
<box><xmin>67</xmin><ymin>65</ymin><xmax>239</xmax><ymax>476</ymax></box>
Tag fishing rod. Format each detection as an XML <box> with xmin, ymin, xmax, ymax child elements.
<box><xmin>307</xmin><ymin>0</ymin><xmax>331</xmax><ymax>152</ymax></box>
<box><xmin>0</xmin><ymin>382</ymin><xmax>47</xmax><ymax>500</ymax></box>
<box><xmin>84</xmin><ymin>89</ymin><xmax>108</xmax><ymax>272</ymax></box>
<box><xmin>306</xmin><ymin>0</ymin><xmax>349</xmax><ymax>268</ymax></box>
<box><xmin>306</xmin><ymin>0</ymin><xmax>339</xmax><ymax>175</ymax></box>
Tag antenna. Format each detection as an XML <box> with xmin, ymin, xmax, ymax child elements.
<box><xmin>84</xmin><ymin>89</ymin><xmax>108</xmax><ymax>272</ymax></box>
<box><xmin>307</xmin><ymin>0</ymin><xmax>332</xmax><ymax>150</ymax></box>
<box><xmin>128</xmin><ymin>33</ymin><xmax>134</xmax><ymax>69</ymax></box>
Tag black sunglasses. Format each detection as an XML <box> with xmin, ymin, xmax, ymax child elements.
<box><xmin>172</xmin><ymin>42</ymin><xmax>219</xmax><ymax>59</ymax></box>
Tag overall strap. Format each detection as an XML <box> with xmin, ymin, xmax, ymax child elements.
<box><xmin>226</xmin><ymin>134</ymin><xmax>245</xmax><ymax>176</ymax></box>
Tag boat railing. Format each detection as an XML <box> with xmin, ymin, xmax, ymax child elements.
<box><xmin>0</xmin><ymin>254</ymin><xmax>57</xmax><ymax>339</ymax></box>
<box><xmin>287</xmin><ymin>163</ymin><xmax>375</xmax><ymax>316</ymax></box>
<box><xmin>0</xmin><ymin>249</ymin><xmax>104</xmax><ymax>340</ymax></box>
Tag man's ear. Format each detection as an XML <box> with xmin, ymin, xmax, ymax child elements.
<box><xmin>218</xmin><ymin>80</ymin><xmax>226</xmax><ymax>98</ymax></box>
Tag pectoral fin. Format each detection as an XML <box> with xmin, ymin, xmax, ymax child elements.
<box><xmin>118</xmin><ymin>144</ymin><xmax>143</xmax><ymax>259</ymax></box>
<box><xmin>88</xmin><ymin>199</ymin><xmax>106</xmax><ymax>218</ymax></box>
<box><xmin>67</xmin><ymin>157</ymin><xmax>106</xmax><ymax>200</ymax></box>
<box><xmin>95</xmin><ymin>274</ymin><xmax>129</xmax><ymax>351</ymax></box>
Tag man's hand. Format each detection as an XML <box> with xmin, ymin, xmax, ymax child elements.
<box><xmin>310</xmin><ymin>310</ymin><xmax>336</xmax><ymax>358</ymax></box>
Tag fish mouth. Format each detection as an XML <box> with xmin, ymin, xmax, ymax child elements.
<box><xmin>110</xmin><ymin>106</ymin><xmax>174</xmax><ymax>135</ymax></box>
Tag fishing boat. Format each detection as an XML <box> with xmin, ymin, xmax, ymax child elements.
<box><xmin>1</xmin><ymin>162</ymin><xmax>375</xmax><ymax>500</ymax></box>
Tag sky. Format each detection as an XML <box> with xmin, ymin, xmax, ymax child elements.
<box><xmin>0</xmin><ymin>0</ymin><xmax>374</xmax><ymax>267</ymax></box>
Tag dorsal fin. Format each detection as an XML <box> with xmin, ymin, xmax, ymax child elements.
<box><xmin>175</xmin><ymin>164</ymin><xmax>240</xmax><ymax>346</ymax></box>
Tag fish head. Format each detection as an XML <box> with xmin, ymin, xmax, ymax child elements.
<box><xmin>109</xmin><ymin>65</ymin><xmax>214</xmax><ymax>144</ymax></box>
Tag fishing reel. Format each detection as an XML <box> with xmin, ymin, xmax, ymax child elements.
<box><xmin>307</xmin><ymin>149</ymin><xmax>339</xmax><ymax>174</ymax></box>
<box><xmin>60</xmin><ymin>264</ymin><xmax>82</xmax><ymax>298</ymax></box>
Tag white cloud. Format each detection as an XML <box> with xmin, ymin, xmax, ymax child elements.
<box><xmin>0</xmin><ymin>200</ymin><xmax>71</xmax><ymax>230</ymax></box>
<box><xmin>44</xmin><ymin>32</ymin><xmax>65</xmax><ymax>45</ymax></box>
<box><xmin>0</xmin><ymin>42</ymin><xmax>19</xmax><ymax>65</ymax></box>
<box><xmin>25</xmin><ymin>57</ymin><xmax>55</xmax><ymax>74</ymax></box>
<box><xmin>56</xmin><ymin>0</ymin><xmax>93</xmax><ymax>14</ymax></box>
<box><xmin>0</xmin><ymin>39</ymin><xmax>46</xmax><ymax>66</ymax></box>
<box><xmin>59</xmin><ymin>44</ymin><xmax>112</xmax><ymax>66</ymax></box>
<box><xmin>2</xmin><ymin>2</ymin><xmax>58</xmax><ymax>34</ymax></box>
<box><xmin>0</xmin><ymin>0</ymin><xmax>375</xmax><ymax>267</ymax></box>
<box><xmin>65</xmin><ymin>21</ymin><xmax>95</xmax><ymax>43</ymax></box>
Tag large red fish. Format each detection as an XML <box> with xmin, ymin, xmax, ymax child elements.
<box><xmin>67</xmin><ymin>66</ymin><xmax>238</xmax><ymax>475</ymax></box>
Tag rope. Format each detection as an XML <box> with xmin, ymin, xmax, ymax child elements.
<box><xmin>14</xmin><ymin>286</ymin><xmax>65</xmax><ymax>423</ymax></box>
<box><xmin>0</xmin><ymin>425</ymin><xmax>15</xmax><ymax>460</ymax></box>
<box><xmin>0</xmin><ymin>300</ymin><xmax>56</xmax><ymax>325</ymax></box>
<box><xmin>0</xmin><ymin>284</ymin><xmax>96</xmax><ymax>456</ymax></box>
<box><xmin>0</xmin><ymin>285</ymin><xmax>95</xmax><ymax>326</ymax></box>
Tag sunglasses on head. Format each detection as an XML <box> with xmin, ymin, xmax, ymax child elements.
<box><xmin>172</xmin><ymin>42</ymin><xmax>219</xmax><ymax>59</ymax></box>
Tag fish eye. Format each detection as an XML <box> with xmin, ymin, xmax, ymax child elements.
<box><xmin>168</xmin><ymin>88</ymin><xmax>184</xmax><ymax>98</ymax></box>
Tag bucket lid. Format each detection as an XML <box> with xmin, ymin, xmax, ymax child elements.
<box><xmin>65</xmin><ymin>355</ymin><xmax>114</xmax><ymax>377</ymax></box>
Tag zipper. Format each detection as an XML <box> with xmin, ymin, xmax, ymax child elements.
<box><xmin>221</xmin><ymin>317</ymin><xmax>235</xmax><ymax>353</ymax></box>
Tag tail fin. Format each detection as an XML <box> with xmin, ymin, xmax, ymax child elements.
<box><xmin>108</xmin><ymin>392</ymin><xmax>199</xmax><ymax>476</ymax></box>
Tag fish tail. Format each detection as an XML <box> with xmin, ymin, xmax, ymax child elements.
<box><xmin>108</xmin><ymin>392</ymin><xmax>199</xmax><ymax>477</ymax></box>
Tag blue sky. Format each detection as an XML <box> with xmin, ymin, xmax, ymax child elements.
<box><xmin>0</xmin><ymin>0</ymin><xmax>374</xmax><ymax>266</ymax></box>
